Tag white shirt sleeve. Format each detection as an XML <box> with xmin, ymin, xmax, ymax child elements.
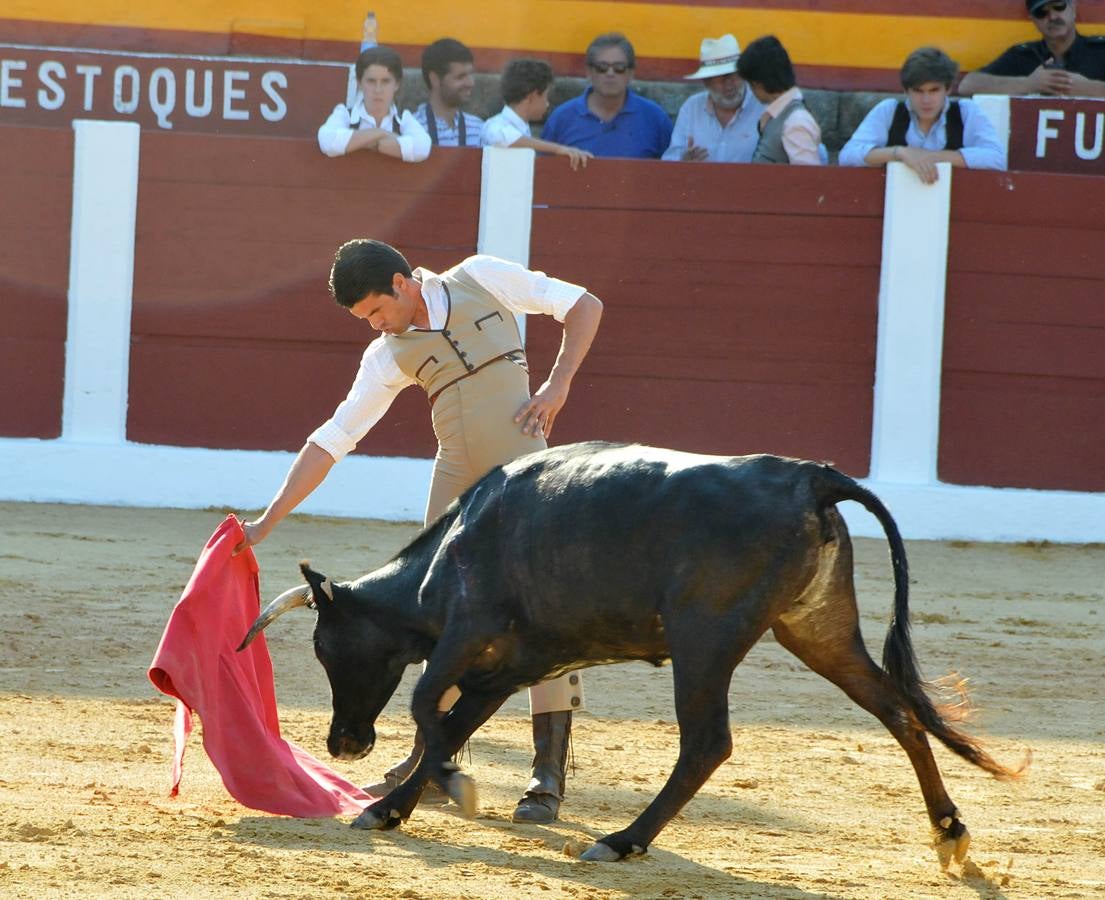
<box><xmin>306</xmin><ymin>338</ymin><xmax>415</xmax><ymax>462</ymax></box>
<box><xmin>838</xmin><ymin>99</ymin><xmax>895</xmax><ymax>167</ymax></box>
<box><xmin>460</xmin><ymin>255</ymin><xmax>587</xmax><ymax>322</ymax></box>
<box><xmin>396</xmin><ymin>110</ymin><xmax>432</xmax><ymax>162</ymax></box>
<box><xmin>480</xmin><ymin>110</ymin><xmax>527</xmax><ymax>148</ymax></box>
<box><xmin>317</xmin><ymin>104</ymin><xmax>356</xmax><ymax>157</ymax></box>
<box><xmin>662</xmin><ymin>99</ymin><xmax>692</xmax><ymax>161</ymax></box>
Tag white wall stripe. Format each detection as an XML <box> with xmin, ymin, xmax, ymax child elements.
<box><xmin>62</xmin><ymin>120</ymin><xmax>141</xmax><ymax>444</ymax></box>
<box><xmin>869</xmin><ymin>160</ymin><xmax>951</xmax><ymax>485</ymax></box>
<box><xmin>477</xmin><ymin>145</ymin><xmax>536</xmax><ymax>340</ymax></box>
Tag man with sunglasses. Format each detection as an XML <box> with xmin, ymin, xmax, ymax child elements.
<box><xmin>959</xmin><ymin>0</ymin><xmax>1105</xmax><ymax>98</ymax></box>
<box><xmin>541</xmin><ymin>32</ymin><xmax>673</xmax><ymax>158</ymax></box>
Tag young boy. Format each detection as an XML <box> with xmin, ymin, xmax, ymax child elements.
<box><xmin>736</xmin><ymin>35</ymin><xmax>823</xmax><ymax>166</ymax></box>
<box><xmin>838</xmin><ymin>47</ymin><xmax>1006</xmax><ymax>183</ymax></box>
<box><xmin>480</xmin><ymin>59</ymin><xmax>593</xmax><ymax>169</ymax></box>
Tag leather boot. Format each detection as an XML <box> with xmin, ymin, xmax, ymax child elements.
<box><xmin>511</xmin><ymin>710</ymin><xmax>571</xmax><ymax>824</ymax></box>
<box><xmin>362</xmin><ymin>728</ymin><xmax>449</xmax><ymax>805</ymax></box>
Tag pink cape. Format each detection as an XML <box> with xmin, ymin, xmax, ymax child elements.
<box><xmin>147</xmin><ymin>515</ymin><xmax>375</xmax><ymax>817</ymax></box>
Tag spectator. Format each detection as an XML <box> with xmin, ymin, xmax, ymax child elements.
<box><xmin>959</xmin><ymin>1</ymin><xmax>1105</xmax><ymax>98</ymax></box>
<box><xmin>541</xmin><ymin>32</ymin><xmax>673</xmax><ymax>158</ymax></box>
<box><xmin>318</xmin><ymin>46</ymin><xmax>431</xmax><ymax>162</ymax></box>
<box><xmin>840</xmin><ymin>48</ymin><xmax>1007</xmax><ymax>182</ymax></box>
<box><xmin>414</xmin><ymin>38</ymin><xmax>484</xmax><ymax>147</ymax></box>
<box><xmin>481</xmin><ymin>60</ymin><xmax>594</xmax><ymax>170</ymax></box>
<box><xmin>662</xmin><ymin>34</ymin><xmax>764</xmax><ymax>163</ymax></box>
<box><xmin>737</xmin><ymin>35</ymin><xmax>823</xmax><ymax>165</ymax></box>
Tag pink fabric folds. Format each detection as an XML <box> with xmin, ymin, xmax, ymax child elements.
<box><xmin>148</xmin><ymin>514</ymin><xmax>375</xmax><ymax>817</ymax></box>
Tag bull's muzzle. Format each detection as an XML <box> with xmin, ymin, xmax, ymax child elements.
<box><xmin>327</xmin><ymin>724</ymin><xmax>376</xmax><ymax>761</ymax></box>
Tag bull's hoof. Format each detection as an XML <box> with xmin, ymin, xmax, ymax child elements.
<box><xmin>445</xmin><ymin>771</ymin><xmax>478</xmax><ymax>818</ymax></box>
<box><xmin>580</xmin><ymin>840</ymin><xmax>647</xmax><ymax>862</ymax></box>
<box><xmin>934</xmin><ymin>820</ymin><xmax>971</xmax><ymax>870</ymax></box>
<box><xmin>580</xmin><ymin>841</ymin><xmax>621</xmax><ymax>862</ymax></box>
<box><xmin>351</xmin><ymin>805</ymin><xmax>404</xmax><ymax>831</ymax></box>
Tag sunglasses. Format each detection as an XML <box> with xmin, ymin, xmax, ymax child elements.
<box><xmin>590</xmin><ymin>62</ymin><xmax>631</xmax><ymax>74</ymax></box>
<box><xmin>1032</xmin><ymin>1</ymin><xmax>1067</xmax><ymax>18</ymax></box>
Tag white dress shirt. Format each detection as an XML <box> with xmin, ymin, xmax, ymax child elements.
<box><xmin>661</xmin><ymin>89</ymin><xmax>765</xmax><ymax>163</ymax></box>
<box><xmin>838</xmin><ymin>97</ymin><xmax>1007</xmax><ymax>171</ymax></box>
<box><xmin>480</xmin><ymin>105</ymin><xmax>532</xmax><ymax>147</ymax></box>
<box><xmin>308</xmin><ymin>255</ymin><xmax>587</xmax><ymax>462</ymax></box>
<box><xmin>317</xmin><ymin>100</ymin><xmax>432</xmax><ymax>162</ymax></box>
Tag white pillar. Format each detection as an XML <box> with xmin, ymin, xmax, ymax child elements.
<box><xmin>477</xmin><ymin>145</ymin><xmax>534</xmax><ymax>264</ymax></box>
<box><xmin>973</xmin><ymin>94</ymin><xmax>1011</xmax><ymax>159</ymax></box>
<box><xmin>869</xmin><ymin>161</ymin><xmax>952</xmax><ymax>484</ymax></box>
<box><xmin>478</xmin><ymin>146</ymin><xmax>536</xmax><ymax>339</ymax></box>
<box><xmin>63</xmin><ymin>119</ymin><xmax>141</xmax><ymax>443</ymax></box>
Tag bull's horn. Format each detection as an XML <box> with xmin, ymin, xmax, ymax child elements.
<box><xmin>237</xmin><ymin>584</ymin><xmax>312</xmax><ymax>651</ymax></box>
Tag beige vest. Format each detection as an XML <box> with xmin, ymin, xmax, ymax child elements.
<box><xmin>385</xmin><ymin>266</ymin><xmax>527</xmax><ymax>402</ymax></box>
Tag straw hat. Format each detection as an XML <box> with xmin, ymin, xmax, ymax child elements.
<box><xmin>684</xmin><ymin>34</ymin><xmax>741</xmax><ymax>80</ymax></box>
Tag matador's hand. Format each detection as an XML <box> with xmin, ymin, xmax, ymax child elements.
<box><xmin>514</xmin><ymin>381</ymin><xmax>569</xmax><ymax>438</ymax></box>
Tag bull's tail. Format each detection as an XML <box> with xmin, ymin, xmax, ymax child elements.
<box><xmin>812</xmin><ymin>464</ymin><xmax>1023</xmax><ymax>781</ymax></box>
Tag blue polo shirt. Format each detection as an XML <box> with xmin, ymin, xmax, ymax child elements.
<box><xmin>541</xmin><ymin>87</ymin><xmax>673</xmax><ymax>159</ymax></box>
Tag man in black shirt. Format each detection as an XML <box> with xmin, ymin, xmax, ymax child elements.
<box><xmin>959</xmin><ymin>0</ymin><xmax>1105</xmax><ymax>97</ymax></box>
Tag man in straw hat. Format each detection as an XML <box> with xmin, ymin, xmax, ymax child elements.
<box><xmin>662</xmin><ymin>34</ymin><xmax>765</xmax><ymax>162</ymax></box>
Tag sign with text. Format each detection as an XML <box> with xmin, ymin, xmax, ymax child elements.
<box><xmin>0</xmin><ymin>46</ymin><xmax>349</xmax><ymax>136</ymax></box>
<box><xmin>1009</xmin><ymin>97</ymin><xmax>1105</xmax><ymax>175</ymax></box>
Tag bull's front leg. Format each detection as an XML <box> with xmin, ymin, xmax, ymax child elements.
<box><xmin>351</xmin><ymin>689</ymin><xmax>509</xmax><ymax>831</ymax></box>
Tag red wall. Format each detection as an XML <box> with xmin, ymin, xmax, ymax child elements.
<box><xmin>941</xmin><ymin>170</ymin><xmax>1105</xmax><ymax>492</ymax></box>
<box><xmin>0</xmin><ymin>124</ymin><xmax>71</xmax><ymax>439</ymax></box>
<box><xmin>127</xmin><ymin>138</ymin><xmax>482</xmax><ymax>457</ymax></box>
<box><xmin>6</xmin><ymin>123</ymin><xmax>1104</xmax><ymax>495</ymax></box>
<box><xmin>528</xmin><ymin>159</ymin><xmax>883</xmax><ymax>477</ymax></box>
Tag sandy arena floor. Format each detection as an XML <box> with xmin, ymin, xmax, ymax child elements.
<box><xmin>1</xmin><ymin>501</ymin><xmax>1103</xmax><ymax>899</ymax></box>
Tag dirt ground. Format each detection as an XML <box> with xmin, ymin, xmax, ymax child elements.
<box><xmin>1</xmin><ymin>501</ymin><xmax>1103</xmax><ymax>899</ymax></box>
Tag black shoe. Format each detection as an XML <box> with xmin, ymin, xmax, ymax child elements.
<box><xmin>512</xmin><ymin>791</ymin><xmax>561</xmax><ymax>823</ymax></box>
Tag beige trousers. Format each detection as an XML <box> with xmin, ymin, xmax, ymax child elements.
<box><xmin>424</xmin><ymin>360</ymin><xmax>584</xmax><ymax>716</ymax></box>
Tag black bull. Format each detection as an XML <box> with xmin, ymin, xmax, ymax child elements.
<box><xmin>241</xmin><ymin>441</ymin><xmax>1020</xmax><ymax>865</ymax></box>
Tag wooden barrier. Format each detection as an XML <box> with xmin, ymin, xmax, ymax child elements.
<box><xmin>127</xmin><ymin>138</ymin><xmax>482</xmax><ymax>457</ymax></box>
<box><xmin>942</xmin><ymin>170</ymin><xmax>1105</xmax><ymax>492</ymax></box>
<box><xmin>2</xmin><ymin>123</ymin><xmax>1104</xmax><ymax>526</ymax></box>
<box><xmin>0</xmin><ymin>124</ymin><xmax>72</xmax><ymax>439</ymax></box>
<box><xmin>529</xmin><ymin>158</ymin><xmax>883</xmax><ymax>476</ymax></box>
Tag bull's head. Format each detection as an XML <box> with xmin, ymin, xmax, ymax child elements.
<box><xmin>239</xmin><ymin>562</ymin><xmax>424</xmax><ymax>762</ymax></box>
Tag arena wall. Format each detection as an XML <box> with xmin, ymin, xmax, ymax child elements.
<box><xmin>1</xmin><ymin>119</ymin><xmax>1104</xmax><ymax>541</ymax></box>
<box><xmin>0</xmin><ymin>125</ymin><xmax>71</xmax><ymax>439</ymax></box>
<box><xmin>942</xmin><ymin>171</ymin><xmax>1105</xmax><ymax>493</ymax></box>
<box><xmin>525</xmin><ymin>159</ymin><xmax>880</xmax><ymax>475</ymax></box>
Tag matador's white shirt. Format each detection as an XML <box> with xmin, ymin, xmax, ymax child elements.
<box><xmin>309</xmin><ymin>255</ymin><xmax>586</xmax><ymax>462</ymax></box>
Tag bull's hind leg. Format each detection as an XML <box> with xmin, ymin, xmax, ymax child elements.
<box><xmin>772</xmin><ymin>607</ymin><xmax>970</xmax><ymax>868</ymax></box>
<box><xmin>582</xmin><ymin>617</ymin><xmax>759</xmax><ymax>862</ymax></box>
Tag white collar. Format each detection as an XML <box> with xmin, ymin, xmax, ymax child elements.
<box><xmin>500</xmin><ymin>105</ymin><xmax>530</xmax><ymax>132</ymax></box>
<box><xmin>349</xmin><ymin>99</ymin><xmax>400</xmax><ymax>127</ymax></box>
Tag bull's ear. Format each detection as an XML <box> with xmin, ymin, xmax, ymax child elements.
<box><xmin>299</xmin><ymin>561</ymin><xmax>335</xmax><ymax>604</ymax></box>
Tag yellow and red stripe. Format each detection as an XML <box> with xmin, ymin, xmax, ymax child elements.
<box><xmin>4</xmin><ymin>0</ymin><xmax>1104</xmax><ymax>91</ymax></box>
